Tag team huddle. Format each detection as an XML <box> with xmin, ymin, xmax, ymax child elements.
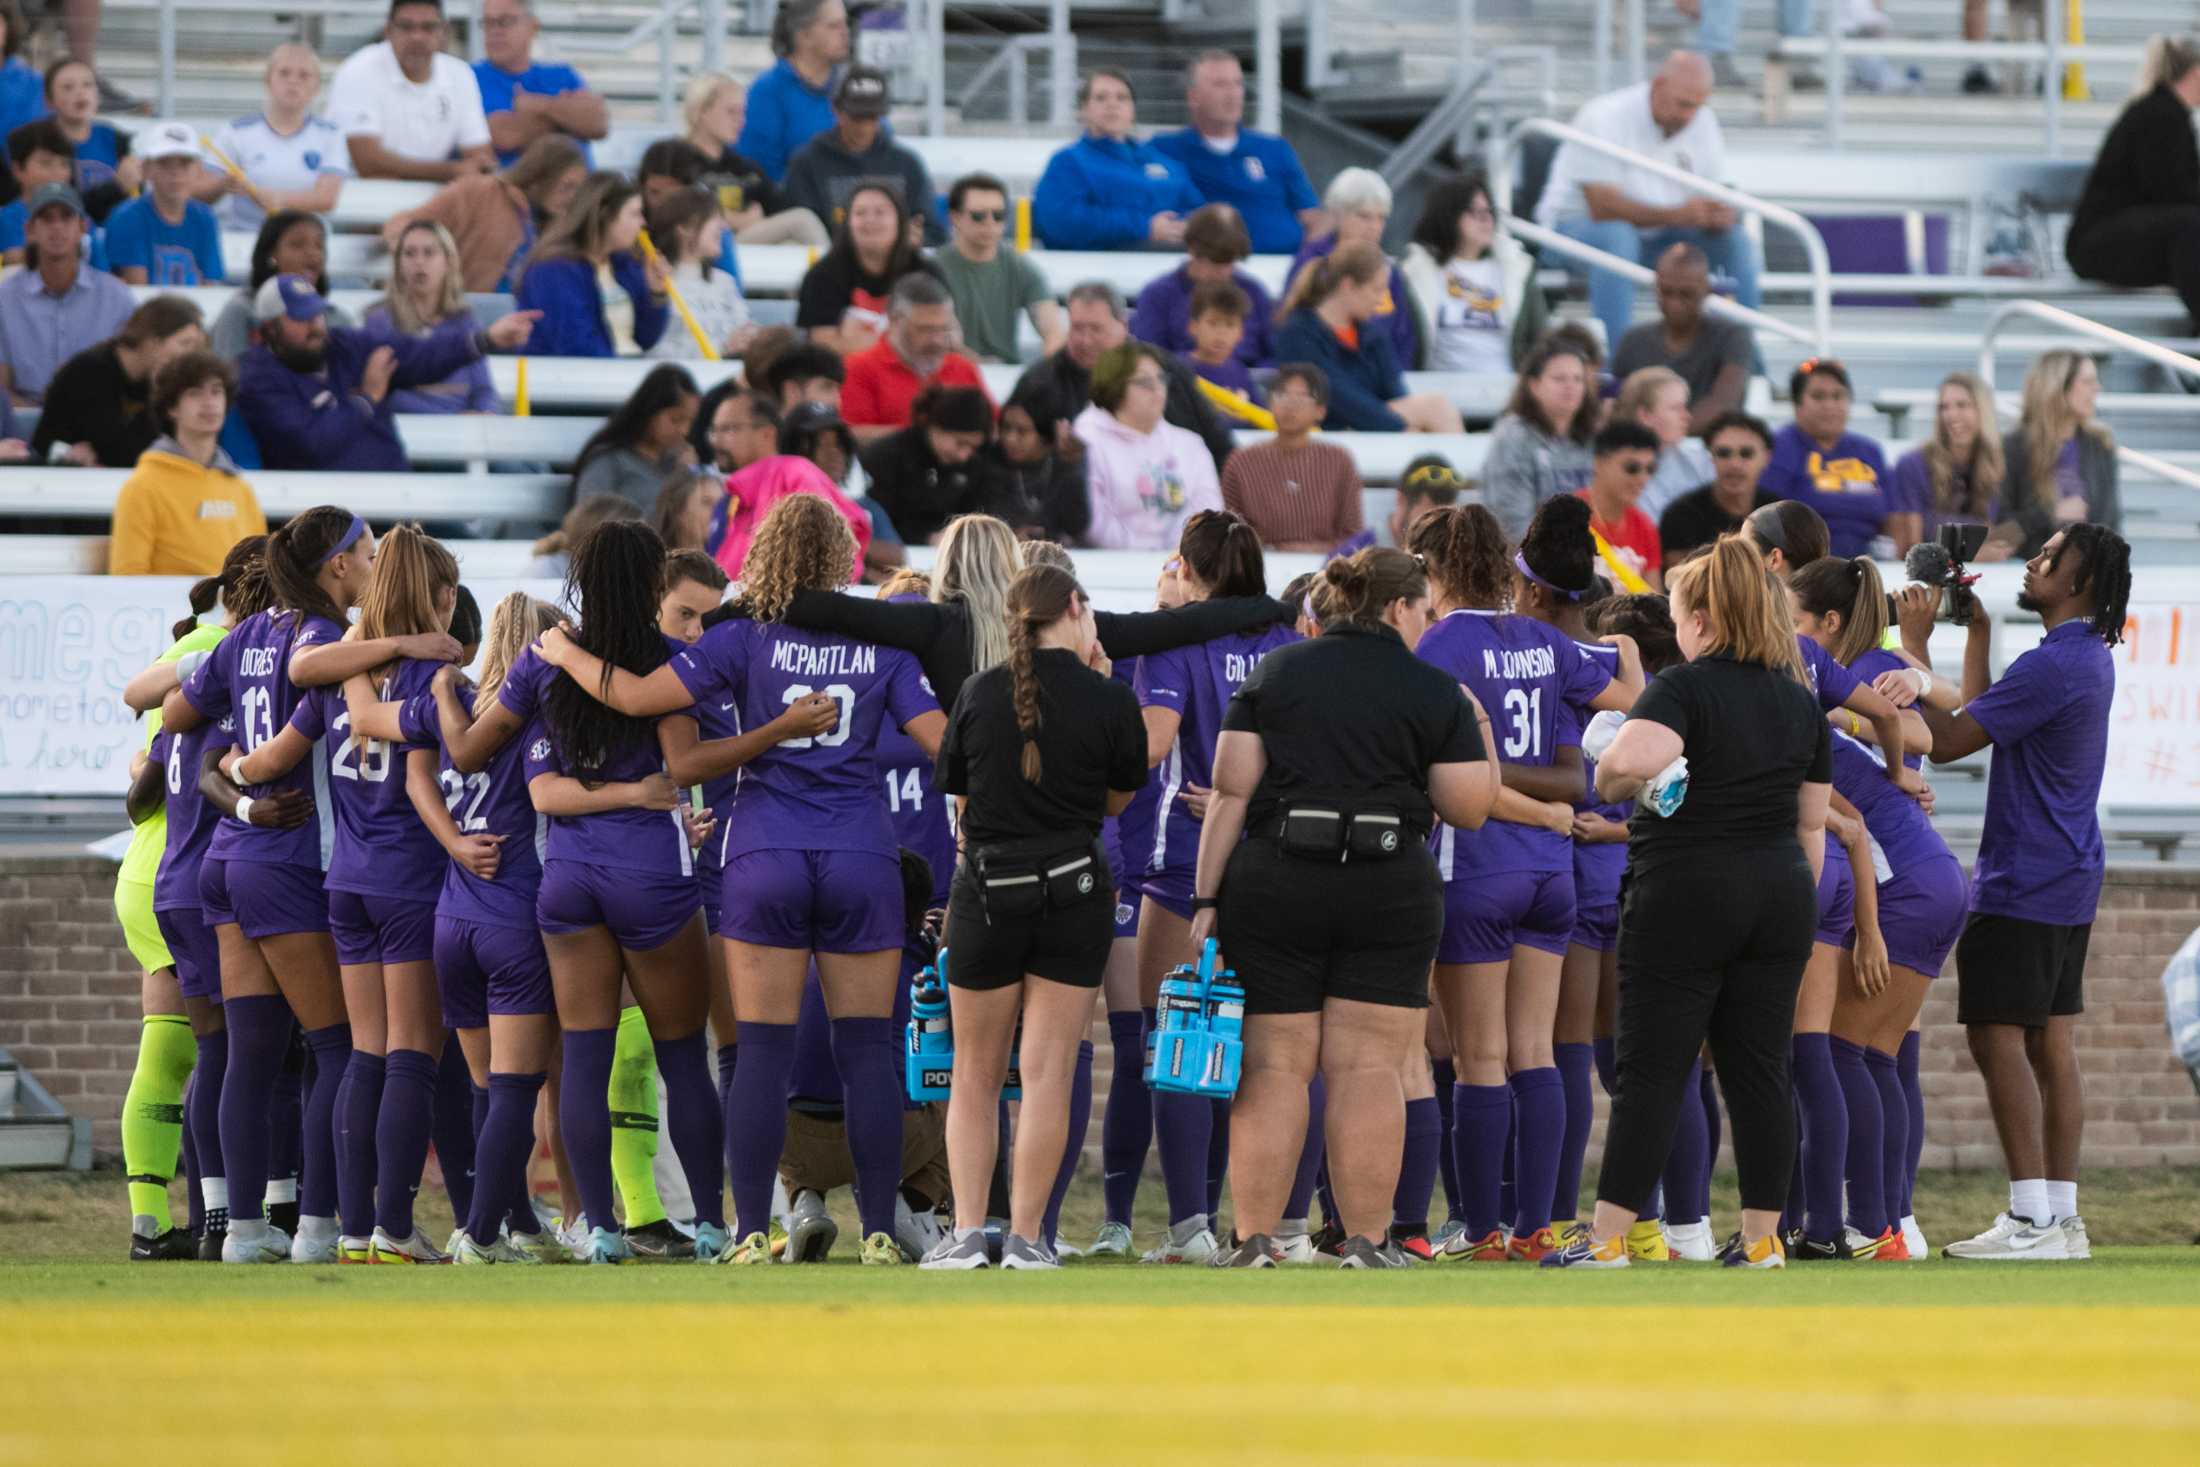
<box><xmin>108</xmin><ymin>481</ymin><xmax>2117</xmax><ymax>1270</ymax></box>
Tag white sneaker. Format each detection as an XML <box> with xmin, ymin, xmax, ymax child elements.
<box><xmin>1274</xmin><ymin>1231</ymin><xmax>1318</xmax><ymax>1264</ymax></box>
<box><xmin>288</xmin><ymin>1216</ymin><xmax>339</xmax><ymax>1264</ymax></box>
<box><xmin>1088</xmin><ymin>1221</ymin><xmax>1134</xmax><ymax>1257</ymax></box>
<box><xmin>1140</xmin><ymin>1218</ymin><xmax>1217</xmax><ymax>1265</ymax></box>
<box><xmin>894</xmin><ymin>1193</ymin><xmax>946</xmax><ymax>1263</ymax></box>
<box><xmin>1943</xmin><ymin>1212</ymin><xmax>2070</xmax><ymax>1261</ymax></box>
<box><xmin>558</xmin><ymin>1214</ymin><xmax>593</xmax><ymax>1262</ymax></box>
<box><xmin>222</xmin><ymin>1221</ymin><xmax>292</xmax><ymax>1264</ymax></box>
<box><xmin>1898</xmin><ymin>1214</ymin><xmax>1928</xmax><ymax>1260</ymax></box>
<box><xmin>1052</xmin><ymin>1237</ymin><xmax>1085</xmax><ymax>1260</ymax></box>
<box><xmin>369</xmin><ymin>1226</ymin><xmax>451</xmax><ymax>1264</ymax></box>
<box><xmin>2059</xmin><ymin>1215</ymin><xmax>2092</xmax><ymax>1260</ymax></box>
<box><xmin>1665</xmin><ymin>1218</ymin><xmax>1717</xmax><ymax>1262</ymax></box>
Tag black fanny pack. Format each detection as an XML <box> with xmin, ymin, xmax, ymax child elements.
<box><xmin>1273</xmin><ymin>804</ymin><xmax>1418</xmax><ymax>863</ymax></box>
<box><xmin>971</xmin><ymin>839</ymin><xmax>1108</xmax><ymax>922</ymax></box>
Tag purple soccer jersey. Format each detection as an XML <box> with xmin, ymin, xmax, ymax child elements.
<box><xmin>288</xmin><ymin>657</ymin><xmax>445</xmax><ymax>902</ymax></box>
<box><xmin>1418</xmin><ymin>609</ymin><xmax>1612</xmax><ymax>879</ymax></box>
<box><xmin>667</xmin><ymin>631</ymin><xmax>744</xmax><ymax>892</ymax></box>
<box><xmin>399</xmin><ymin>684</ymin><xmax>547</xmax><ymax>930</ymax></box>
<box><xmin>501</xmin><ymin>645</ymin><xmax>693</xmax><ymax>876</ymax></box>
<box><xmin>1558</xmin><ymin>638</ymin><xmax>1629</xmax><ymax>907</ymax></box>
<box><xmin>153</xmin><ymin>712</ymin><xmax>233</xmax><ymax>912</ymax></box>
<box><xmin>876</xmin><ymin>720</ymin><xmax>956</xmax><ymax>906</ymax></box>
<box><xmin>1134</xmin><ymin>623</ymin><xmax>1300</xmax><ymax>884</ymax></box>
<box><xmin>1107</xmin><ymin>658</ymin><xmax>1162</xmax><ymax>889</ymax></box>
<box><xmin>181</xmin><ymin>608</ymin><xmax>339</xmax><ymax>869</ymax></box>
<box><xmin>1799</xmin><ymin>635</ymin><xmax>1860</xmax><ymax>714</ymax></box>
<box><xmin>669</xmin><ymin>619</ymin><xmax>939</xmax><ymax>863</ymax></box>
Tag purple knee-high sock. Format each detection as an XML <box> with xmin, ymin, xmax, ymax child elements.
<box><xmin>1897</xmin><ymin>1031</ymin><xmax>1924</xmax><ymax>1219</ymax></box>
<box><xmin>181</xmin><ymin>1080</ymin><xmax>204</xmax><ymax>1234</ymax></box>
<box><xmin>1592</xmin><ymin>1035</ymin><xmax>1618</xmax><ymax>1096</ymax></box>
<box><xmin>431</xmin><ymin>1034</ymin><xmax>477</xmax><ymax>1225</ymax></box>
<box><xmin>558</xmin><ymin>1027</ymin><xmax>619</xmax><ymax>1234</ymax></box>
<box><xmin>1148</xmin><ymin>1011</ymin><xmax>1213</xmax><ymax>1227</ymax></box>
<box><xmin>218</xmin><ymin>995</ymin><xmax>290</xmax><ymax>1226</ymax></box>
<box><xmin>373</xmin><ymin>1048</ymin><xmax>438</xmax><ymax>1238</ymax></box>
<box><xmin>1660</xmin><ymin>1057</ymin><xmax>1710</xmax><ymax>1223</ymax></box>
<box><xmin>826</xmin><ymin>1018</ymin><xmax>896</xmax><ymax>1238</ymax></box>
<box><xmin>1315</xmin><ymin>1162</ymin><xmax>1338</xmax><ymax>1230</ymax></box>
<box><xmin>1100</xmin><ymin>1011</ymin><xmax>1150</xmax><ymax>1226</ymax></box>
<box><xmin>190</xmin><ymin>1028</ymin><xmax>227</xmax><ymax>1207</ymax></box>
<box><xmin>1866</xmin><ymin>1047</ymin><xmax>1908</xmax><ymax>1238</ymax></box>
<box><xmin>1551</xmin><ymin>1043</ymin><xmax>1594</xmax><ymax>1224</ymax></box>
<box><xmin>301</xmin><ymin>1024</ymin><xmax>351</xmax><ymax>1226</ymax></box>
<box><xmin>1700</xmin><ymin>1062</ymin><xmax>1723</xmax><ymax>1211</ymax></box>
<box><xmin>1284</xmin><ymin>1074</ymin><xmax>1327</xmax><ymax>1223</ymax></box>
<box><xmin>467</xmin><ymin>1071</ymin><xmax>545</xmax><ymax>1245</ymax></box>
<box><xmin>1508</xmin><ymin>1067</ymin><xmax>1564</xmax><ymax>1237</ymax></box>
<box><xmin>1391</xmin><ymin>1096</ymin><xmax>1441</xmax><ymax>1238</ymax></box>
<box><xmin>725</xmin><ymin>1021</ymin><xmax>795</xmax><ymax>1240</ymax></box>
<box><xmin>1829</xmin><ymin>1035</ymin><xmax>1885</xmax><ymax>1237</ymax></box>
<box><xmin>1204</xmin><ymin>1098</ymin><xmax>1230</xmax><ymax>1223</ymax></box>
<box><xmin>1043</xmin><ymin>1041</ymin><xmax>1095</xmax><ymax>1247</ymax></box>
<box><xmin>335</xmin><ymin>1049</ymin><xmax>383</xmax><ymax>1237</ymax></box>
<box><xmin>268</xmin><ymin>1038</ymin><xmax>304</xmax><ymax>1218</ymax></box>
<box><xmin>653</xmin><ymin>1032</ymin><xmax>726</xmax><ymax>1231</ymax></box>
<box><xmin>715</xmin><ymin>1042</ymin><xmax>738</xmax><ymax>1150</ymax></box>
<box><xmin>1430</xmin><ymin>1060</ymin><xmax>1461</xmax><ymax>1223</ymax></box>
<box><xmin>1791</xmin><ymin>1033</ymin><xmax>1848</xmax><ymax>1243</ymax></box>
<box><xmin>1452</xmin><ymin>1082</ymin><xmax>1512</xmax><ymax>1240</ymax></box>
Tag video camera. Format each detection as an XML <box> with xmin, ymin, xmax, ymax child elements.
<box><xmin>1902</xmin><ymin>522</ymin><xmax>1989</xmax><ymax>627</ymax></box>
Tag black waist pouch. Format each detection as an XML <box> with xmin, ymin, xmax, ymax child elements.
<box><xmin>972</xmin><ymin>839</ymin><xmax>1107</xmax><ymax>921</ymax></box>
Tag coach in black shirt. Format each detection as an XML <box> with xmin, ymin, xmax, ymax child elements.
<box><xmin>1190</xmin><ymin>547</ymin><xmax>1498</xmax><ymax>1269</ymax></box>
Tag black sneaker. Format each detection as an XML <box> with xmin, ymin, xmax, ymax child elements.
<box><xmin>130</xmin><ymin>1226</ymin><xmax>197</xmax><ymax>1261</ymax></box>
<box><xmin>1307</xmin><ymin>1222</ymin><xmax>1348</xmax><ymax>1259</ymax></box>
<box><xmin>1789</xmin><ymin>1232</ymin><xmax>1854</xmax><ymax>1262</ymax></box>
<box><xmin>1336</xmin><ymin>1235</ymin><xmax>1409</xmax><ymax>1269</ymax></box>
<box><xmin>1208</xmin><ymin>1233</ymin><xmax>1280</xmax><ymax>1268</ymax></box>
<box><xmin>624</xmin><ymin>1218</ymin><xmax>690</xmax><ymax>1261</ymax></box>
<box><xmin>267</xmin><ymin>1200</ymin><xmax>299</xmax><ymax>1236</ymax></box>
<box><xmin>198</xmin><ymin>1227</ymin><xmax>227</xmax><ymax>1261</ymax></box>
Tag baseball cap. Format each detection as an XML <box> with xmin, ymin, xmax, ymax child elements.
<box><xmin>138</xmin><ymin>120</ymin><xmax>204</xmax><ymax>162</ymax></box>
<box><xmin>24</xmin><ymin>182</ymin><xmax>86</xmax><ymax>221</ymax></box>
<box><xmin>254</xmin><ymin>273</ymin><xmax>329</xmax><ymax>324</ymax></box>
<box><xmin>835</xmin><ymin>65</ymin><xmax>890</xmax><ymax>119</ymax></box>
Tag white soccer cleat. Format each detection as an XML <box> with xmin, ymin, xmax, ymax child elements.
<box><xmin>1664</xmin><ymin>1218</ymin><xmax>1717</xmax><ymax>1262</ymax></box>
<box><xmin>222</xmin><ymin>1222</ymin><xmax>292</xmax><ymax>1264</ymax></box>
<box><xmin>1898</xmin><ymin>1214</ymin><xmax>1928</xmax><ymax>1260</ymax></box>
<box><xmin>288</xmin><ymin>1216</ymin><xmax>339</xmax><ymax>1264</ymax></box>
<box><xmin>1088</xmin><ymin>1221</ymin><xmax>1134</xmax><ymax>1257</ymax></box>
<box><xmin>558</xmin><ymin>1214</ymin><xmax>593</xmax><ymax>1262</ymax></box>
<box><xmin>1942</xmin><ymin>1212</ymin><xmax>2070</xmax><ymax>1261</ymax></box>
<box><xmin>1140</xmin><ymin>1219</ymin><xmax>1217</xmax><ymax>1265</ymax></box>
<box><xmin>2059</xmin><ymin>1215</ymin><xmax>2092</xmax><ymax>1260</ymax></box>
<box><xmin>369</xmin><ymin>1226</ymin><xmax>451</xmax><ymax>1264</ymax></box>
<box><xmin>451</xmin><ymin>1230</ymin><xmax>501</xmax><ymax>1265</ymax></box>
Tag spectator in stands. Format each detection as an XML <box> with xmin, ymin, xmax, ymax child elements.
<box><xmin>0</xmin><ymin>5</ymin><xmax>46</xmax><ymax>147</ymax></box>
<box><xmin>714</xmin><ymin>423</ymin><xmax>873</xmax><ymax>579</ymax></box>
<box><xmin>2</xmin><ymin>119</ymin><xmax>92</xmax><ymax>265</ymax></box>
<box><xmin>2066</xmin><ymin>35</ymin><xmax>2200</xmax><ymax>331</ymax></box>
<box><xmin>1180</xmin><ymin>280</ymin><xmax>1261</xmax><ymax>403</ymax></box>
<box><xmin>209</xmin><ymin>210</ymin><xmax>359</xmax><ymax>362</ymax></box>
<box><xmin>1609</xmin><ymin>242</ymin><xmax>1751</xmax><ymax>434</ymax></box>
<box><xmin>1075</xmin><ymin>341</ymin><xmax>1224</xmax><ymax>549</ymax></box>
<box><xmin>1888</xmin><ymin>370</ymin><xmax>2011</xmax><ymax>559</ymax></box>
<box><xmin>936</xmin><ymin>171</ymin><xmax>1060</xmax><ymax>363</ymax></box>
<box><xmin>1400</xmin><ymin>170</ymin><xmax>1548</xmax><ymax>376</ymax></box>
<box><xmin>795</xmin><ymin>178</ymin><xmax>941</xmax><ymax>355</ymax></box>
<box><xmin>1658</xmin><ymin>408</ymin><xmax>1777</xmax><ymax>568</ymax></box>
<box><xmin>1388</xmin><ymin>455</ymin><xmax>1465</xmax><ymax>547</ymax></box>
<box><xmin>32</xmin><ymin>294</ymin><xmax>206</xmax><ymax>466</ymax></box>
<box><xmin>1129</xmin><ymin>202</ymin><xmax>1275</xmax><ymax>370</ymax></box>
<box><xmin>1537</xmin><ymin>52</ymin><xmax>1760</xmax><ymax>361</ymax></box>
<box><xmin>41</xmin><ymin>3</ymin><xmax>137</xmax><ymax>115</ymax></box>
<box><xmin>330</xmin><ymin>0</ymin><xmax>495</xmax><ymax>182</ymax></box>
<box><xmin>738</xmin><ymin>0</ymin><xmax>850</xmax><ymax>185</ymax></box>
<box><xmin>1684</xmin><ymin>1</ymin><xmax>1808</xmax><ymax>92</ymax></box>
<box><xmin>1616</xmin><ymin>364</ymin><xmax>1712</xmax><ymax>522</ymax></box>
<box><xmin>782</xmin><ymin>66</ymin><xmax>941</xmax><ymax>244</ymax></box>
<box><xmin>514</xmin><ymin>172</ymin><xmax>670</xmax><ymax>357</ymax></box>
<box><xmin>361</xmin><ymin>220</ymin><xmax>500</xmax><ymax>413</ymax></box>
<box><xmin>642</xmin><ymin>187</ymin><xmax>756</xmax><ymax>360</ymax></box>
<box><xmin>1219</xmin><ymin>361</ymin><xmax>1364</xmax><ymax>552</ymax></box>
<box><xmin>473</xmin><ymin>0</ymin><xmax>607</xmax><ymax>168</ymax></box>
<box><xmin>780</xmin><ymin>398</ymin><xmax>859</xmax><ymax>487</ymax></box>
<box><xmin>530</xmin><ymin>491</ymin><xmax>640</xmax><ymax>579</ymax></box>
<box><xmin>1577</xmin><ymin>419</ymin><xmax>1665</xmax><ymax>589</ymax></box>
<box><xmin>2000</xmin><ymin>348</ymin><xmax>2120</xmax><ymax>555</ymax></box>
<box><xmin>1151</xmin><ymin>50</ymin><xmax>1322</xmax><ymax>255</ymax></box>
<box><xmin>1284</xmin><ymin>168</ymin><xmax>1419</xmax><ymax>370</ymax></box>
<box><xmin>680</xmin><ymin>72</ymin><xmax>831</xmax><ymax>249</ymax></box>
<box><xmin>570</xmin><ymin>362</ymin><xmax>701</xmax><ymax>510</ymax></box>
<box><xmin>1273</xmin><ymin>242</ymin><xmax>1462</xmax><ymax>434</ymax></box>
<box><xmin>860</xmin><ymin>383</ymin><xmax>992</xmax><ymax>541</ymax></box>
<box><xmin>44</xmin><ymin>58</ymin><xmax>136</xmax><ymax>209</ymax></box>
<box><xmin>238</xmin><ymin>273</ymin><xmax>536</xmax><ymax>472</ymax></box>
<box><xmin>1483</xmin><ymin>333</ymin><xmax>1599</xmax><ymax>539</ymax></box>
<box><xmin>978</xmin><ymin>396</ymin><xmax>1089</xmax><ymax>543</ymax></box>
<box><xmin>1033</xmin><ymin>68</ymin><xmax>1202</xmax><ymax>251</ymax></box>
<box><xmin>841</xmin><ymin>272</ymin><xmax>991</xmax><ymax>439</ymax></box>
<box><xmin>104</xmin><ymin>123</ymin><xmax>223</xmax><ymax>286</ymax></box>
<box><xmin>0</xmin><ymin>182</ymin><xmax>130</xmax><ymax>402</ymax></box>
<box><xmin>650</xmin><ymin>466</ymin><xmax>723</xmax><ymax>553</ymax></box>
<box><xmin>701</xmin><ymin>388</ymin><xmax>782</xmax><ymax>474</ymax></box>
<box><xmin>199</xmin><ymin>42</ymin><xmax>352</xmax><ymax>232</ymax></box>
<box><xmin>108</xmin><ymin>350</ymin><xmax>266</xmax><ymax>576</ymax></box>
<box><xmin>381</xmin><ymin>134</ymin><xmax>585</xmax><ymax>294</ymax></box>
<box><xmin>1761</xmin><ymin>356</ymin><xmax>1889</xmax><ymax>558</ymax></box>
<box><xmin>1009</xmin><ymin>279</ymin><xmax>1236</xmax><ymax>470</ymax></box>
<box><xmin>759</xmin><ymin>337</ymin><xmax>846</xmax><ymax>416</ymax></box>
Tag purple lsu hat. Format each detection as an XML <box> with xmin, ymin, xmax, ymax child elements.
<box><xmin>253</xmin><ymin>273</ymin><xmax>328</xmax><ymax>324</ymax></box>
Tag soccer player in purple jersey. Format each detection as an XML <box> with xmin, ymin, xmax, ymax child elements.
<box><xmin>227</xmin><ymin>527</ymin><xmax>464</xmax><ymax>1263</ymax></box>
<box><xmin>540</xmin><ymin>497</ymin><xmax>945</xmax><ymax>1267</ymax></box>
<box><xmin>1408</xmin><ymin>501</ymin><xmax>1642</xmax><ymax>1263</ymax></box>
<box><xmin>1130</xmin><ymin>511</ymin><xmax>1301</xmax><ymax>1265</ymax></box>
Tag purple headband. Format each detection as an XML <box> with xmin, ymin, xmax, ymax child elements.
<box><xmin>314</xmin><ymin>514</ymin><xmax>367</xmax><ymax>567</ymax></box>
<box><xmin>1514</xmin><ymin>550</ymin><xmax>1584</xmax><ymax>602</ymax></box>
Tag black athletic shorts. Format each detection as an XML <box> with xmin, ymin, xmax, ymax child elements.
<box><xmin>941</xmin><ymin>866</ymin><xmax>1114</xmax><ymax>991</ymax></box>
<box><xmin>1217</xmin><ymin>839</ymin><xmax>1443</xmax><ymax>1016</ymax></box>
<box><xmin>1954</xmin><ymin>913</ymin><xmax>2090</xmax><ymax>1026</ymax></box>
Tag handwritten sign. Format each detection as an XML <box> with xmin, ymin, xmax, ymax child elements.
<box><xmin>2102</xmin><ymin>605</ymin><xmax>2200</xmax><ymax>806</ymax></box>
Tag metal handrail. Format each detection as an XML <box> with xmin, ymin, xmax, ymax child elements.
<box><xmin>1494</xmin><ymin>116</ymin><xmax>1834</xmax><ymax>353</ymax></box>
<box><xmin>1503</xmin><ymin>217</ymin><xmax>1816</xmax><ymax>348</ymax></box>
<box><xmin>1978</xmin><ymin>302</ymin><xmax>2200</xmax><ymax>496</ymax></box>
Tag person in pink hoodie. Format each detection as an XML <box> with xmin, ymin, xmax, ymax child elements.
<box><xmin>709</xmin><ymin>451</ymin><xmax>871</xmax><ymax>579</ymax></box>
<box><xmin>1073</xmin><ymin>342</ymin><xmax>1223</xmax><ymax>550</ymax></box>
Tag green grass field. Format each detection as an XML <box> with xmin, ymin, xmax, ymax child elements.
<box><xmin>7</xmin><ymin>1168</ymin><xmax>2200</xmax><ymax>1465</ymax></box>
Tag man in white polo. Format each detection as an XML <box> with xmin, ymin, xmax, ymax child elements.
<box><xmin>328</xmin><ymin>0</ymin><xmax>494</xmax><ymax>182</ymax></box>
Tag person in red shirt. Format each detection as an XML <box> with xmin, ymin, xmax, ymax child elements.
<box><xmin>1575</xmin><ymin>420</ymin><xmax>1664</xmax><ymax>591</ymax></box>
<box><xmin>840</xmin><ymin>271</ymin><xmax>994</xmax><ymax>439</ymax></box>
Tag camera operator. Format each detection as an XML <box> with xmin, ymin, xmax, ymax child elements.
<box><xmin>1900</xmin><ymin>524</ymin><xmax>2130</xmax><ymax>1262</ymax></box>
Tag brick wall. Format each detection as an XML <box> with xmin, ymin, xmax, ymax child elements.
<box><xmin>5</xmin><ymin>855</ymin><xmax>2198</xmax><ymax>1169</ymax></box>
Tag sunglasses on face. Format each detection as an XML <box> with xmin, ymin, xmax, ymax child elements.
<box><xmin>1619</xmin><ymin>459</ymin><xmax>1654</xmax><ymax>476</ymax></box>
<box><xmin>1711</xmin><ymin>445</ymin><xmax>1761</xmax><ymax>461</ymax></box>
<box><xmin>960</xmin><ymin>209</ymin><xmax>1006</xmax><ymax>223</ymax></box>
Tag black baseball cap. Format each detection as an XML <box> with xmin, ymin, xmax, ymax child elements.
<box><xmin>836</xmin><ymin>65</ymin><xmax>890</xmax><ymax>118</ymax></box>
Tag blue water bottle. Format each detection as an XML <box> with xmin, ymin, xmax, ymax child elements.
<box><xmin>1196</xmin><ymin>961</ymin><xmax>1245</xmax><ymax>1098</ymax></box>
<box><xmin>1147</xmin><ymin>939</ymin><xmax>1242</xmax><ymax>1098</ymax></box>
<box><xmin>904</xmin><ymin>947</ymin><xmax>953</xmax><ymax>1102</ymax></box>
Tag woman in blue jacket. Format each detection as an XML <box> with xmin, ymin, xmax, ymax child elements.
<box><xmin>514</xmin><ymin>174</ymin><xmax>670</xmax><ymax>358</ymax></box>
<box><xmin>1272</xmin><ymin>242</ymin><xmax>1464</xmax><ymax>434</ymax></box>
<box><xmin>1033</xmin><ymin>69</ymin><xmax>1203</xmax><ymax>251</ymax></box>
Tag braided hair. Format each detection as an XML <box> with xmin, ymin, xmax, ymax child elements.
<box><xmin>1407</xmin><ymin>503</ymin><xmax>1510</xmax><ymax>611</ymax></box>
<box><xmin>1005</xmin><ymin>563</ymin><xmax>1082</xmax><ymax>783</ymax></box>
<box><xmin>2048</xmin><ymin>522</ymin><xmax>2132</xmax><ymax>647</ymax></box>
<box><xmin>545</xmin><ymin>519</ymin><xmax>670</xmax><ymax>782</ymax></box>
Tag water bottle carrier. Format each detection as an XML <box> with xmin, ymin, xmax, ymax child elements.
<box><xmin>902</xmin><ymin>945</ymin><xmax>1025</xmax><ymax>1101</ymax></box>
<box><xmin>1145</xmin><ymin>938</ymin><xmax>1244</xmax><ymax>1099</ymax></box>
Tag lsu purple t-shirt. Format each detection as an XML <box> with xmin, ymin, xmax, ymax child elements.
<box><xmin>182</xmin><ymin>608</ymin><xmax>340</xmax><ymax>870</ymax></box>
<box><xmin>1964</xmin><ymin>620</ymin><xmax>2113</xmax><ymax>925</ymax></box>
<box><xmin>289</xmin><ymin>657</ymin><xmax>445</xmax><ymax>902</ymax></box>
<box><xmin>1134</xmin><ymin>622</ymin><xmax>1300</xmax><ymax>882</ymax></box>
<box><xmin>399</xmin><ymin>683</ymin><xmax>548</xmax><ymax>931</ymax></box>
<box><xmin>670</xmin><ymin>620</ymin><xmax>939</xmax><ymax>863</ymax></box>
<box><xmin>500</xmin><ymin>645</ymin><xmax>693</xmax><ymax>876</ymax></box>
<box><xmin>1418</xmin><ymin>609</ymin><xmax>1612</xmax><ymax>877</ymax></box>
<box><xmin>1557</xmin><ymin>638</ymin><xmax>1630</xmax><ymax>906</ymax></box>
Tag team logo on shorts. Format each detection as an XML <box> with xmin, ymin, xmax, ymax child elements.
<box><xmin>1115</xmin><ymin>901</ymin><xmax>1134</xmax><ymax>926</ymax></box>
<box><xmin>529</xmin><ymin>737</ymin><xmax>551</xmax><ymax>762</ymax></box>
